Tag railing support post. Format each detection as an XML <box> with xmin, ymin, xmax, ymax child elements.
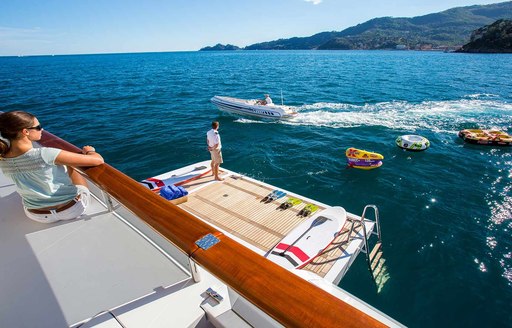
<box><xmin>189</xmin><ymin>258</ymin><xmax>201</xmax><ymax>282</ymax></box>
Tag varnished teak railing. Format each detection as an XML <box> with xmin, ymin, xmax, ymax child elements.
<box><xmin>40</xmin><ymin>131</ymin><xmax>387</xmax><ymax>328</ymax></box>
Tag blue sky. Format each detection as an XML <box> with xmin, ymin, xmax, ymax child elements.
<box><xmin>0</xmin><ymin>0</ymin><xmax>504</xmax><ymax>56</ymax></box>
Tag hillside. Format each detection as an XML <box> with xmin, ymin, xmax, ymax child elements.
<box><xmin>457</xmin><ymin>19</ymin><xmax>512</xmax><ymax>52</ymax></box>
<box><xmin>206</xmin><ymin>1</ymin><xmax>512</xmax><ymax>50</ymax></box>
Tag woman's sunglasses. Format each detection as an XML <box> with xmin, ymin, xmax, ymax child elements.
<box><xmin>26</xmin><ymin>124</ymin><xmax>43</xmax><ymax>131</ymax></box>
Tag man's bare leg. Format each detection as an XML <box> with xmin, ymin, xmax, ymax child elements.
<box><xmin>214</xmin><ymin>163</ymin><xmax>223</xmax><ymax>181</ymax></box>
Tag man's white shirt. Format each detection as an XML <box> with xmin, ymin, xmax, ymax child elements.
<box><xmin>207</xmin><ymin>129</ymin><xmax>221</xmax><ymax>149</ymax></box>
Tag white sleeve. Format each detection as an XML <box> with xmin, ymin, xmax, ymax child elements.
<box><xmin>40</xmin><ymin>147</ymin><xmax>62</xmax><ymax>165</ymax></box>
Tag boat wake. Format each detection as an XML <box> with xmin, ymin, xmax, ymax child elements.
<box><xmin>292</xmin><ymin>98</ymin><xmax>512</xmax><ymax>133</ymax></box>
<box><xmin>234</xmin><ymin>96</ymin><xmax>512</xmax><ymax>133</ymax></box>
<box><xmin>234</xmin><ymin>117</ymin><xmax>272</xmax><ymax>124</ymax></box>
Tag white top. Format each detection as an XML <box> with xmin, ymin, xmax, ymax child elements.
<box><xmin>265</xmin><ymin>96</ymin><xmax>273</xmax><ymax>105</ymax></box>
<box><xmin>206</xmin><ymin>129</ymin><xmax>221</xmax><ymax>150</ymax></box>
<box><xmin>0</xmin><ymin>147</ymin><xmax>77</xmax><ymax>208</ymax></box>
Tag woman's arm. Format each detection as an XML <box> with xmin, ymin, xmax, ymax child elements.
<box><xmin>55</xmin><ymin>145</ymin><xmax>104</xmax><ymax>167</ymax></box>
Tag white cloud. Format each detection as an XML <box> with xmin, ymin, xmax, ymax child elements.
<box><xmin>304</xmin><ymin>0</ymin><xmax>322</xmax><ymax>4</ymax></box>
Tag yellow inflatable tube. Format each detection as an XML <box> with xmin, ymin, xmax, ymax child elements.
<box><xmin>345</xmin><ymin>148</ymin><xmax>384</xmax><ymax>170</ymax></box>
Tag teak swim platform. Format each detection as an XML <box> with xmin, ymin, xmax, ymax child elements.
<box><xmin>146</xmin><ymin>161</ymin><xmax>383</xmax><ymax>285</ymax></box>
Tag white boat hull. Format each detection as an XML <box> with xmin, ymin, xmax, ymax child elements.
<box><xmin>211</xmin><ymin>96</ymin><xmax>297</xmax><ymax>120</ymax></box>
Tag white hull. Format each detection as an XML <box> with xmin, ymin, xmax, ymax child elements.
<box><xmin>211</xmin><ymin>96</ymin><xmax>297</xmax><ymax>120</ymax></box>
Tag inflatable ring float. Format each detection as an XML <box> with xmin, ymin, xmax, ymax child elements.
<box><xmin>396</xmin><ymin>135</ymin><xmax>430</xmax><ymax>151</ymax></box>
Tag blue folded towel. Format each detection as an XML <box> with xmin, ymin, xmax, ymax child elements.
<box><xmin>160</xmin><ymin>184</ymin><xmax>189</xmax><ymax>200</ymax></box>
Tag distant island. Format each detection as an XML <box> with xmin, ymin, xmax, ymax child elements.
<box><xmin>200</xmin><ymin>1</ymin><xmax>512</xmax><ymax>51</ymax></box>
<box><xmin>200</xmin><ymin>43</ymin><xmax>240</xmax><ymax>51</ymax></box>
<box><xmin>457</xmin><ymin>19</ymin><xmax>512</xmax><ymax>53</ymax></box>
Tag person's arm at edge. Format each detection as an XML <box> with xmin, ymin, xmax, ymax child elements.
<box><xmin>55</xmin><ymin>145</ymin><xmax>104</xmax><ymax>167</ymax></box>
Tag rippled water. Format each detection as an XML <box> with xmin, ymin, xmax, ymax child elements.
<box><xmin>1</xmin><ymin>51</ymin><xmax>511</xmax><ymax>327</ymax></box>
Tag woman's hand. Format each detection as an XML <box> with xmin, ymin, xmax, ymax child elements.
<box><xmin>82</xmin><ymin>145</ymin><xmax>96</xmax><ymax>155</ymax></box>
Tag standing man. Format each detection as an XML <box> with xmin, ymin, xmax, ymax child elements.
<box><xmin>206</xmin><ymin>121</ymin><xmax>223</xmax><ymax>181</ymax></box>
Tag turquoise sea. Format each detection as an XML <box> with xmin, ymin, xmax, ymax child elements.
<box><xmin>1</xmin><ymin>51</ymin><xmax>511</xmax><ymax>327</ymax></box>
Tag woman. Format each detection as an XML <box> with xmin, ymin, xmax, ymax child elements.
<box><xmin>0</xmin><ymin>111</ymin><xmax>104</xmax><ymax>223</ymax></box>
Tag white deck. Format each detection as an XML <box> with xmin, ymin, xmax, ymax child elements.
<box><xmin>0</xmin><ymin>172</ymin><xmax>210</xmax><ymax>328</ymax></box>
<box><xmin>0</xmin><ymin>162</ymin><xmax>403</xmax><ymax>328</ymax></box>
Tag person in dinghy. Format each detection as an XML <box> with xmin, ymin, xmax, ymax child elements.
<box><xmin>256</xmin><ymin>94</ymin><xmax>273</xmax><ymax>106</ymax></box>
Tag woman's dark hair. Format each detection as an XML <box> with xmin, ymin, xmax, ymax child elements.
<box><xmin>0</xmin><ymin>111</ymin><xmax>36</xmax><ymax>157</ymax></box>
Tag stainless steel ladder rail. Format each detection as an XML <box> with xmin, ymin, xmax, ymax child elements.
<box><xmin>346</xmin><ymin>205</ymin><xmax>381</xmax><ymax>245</ymax></box>
<box><xmin>345</xmin><ymin>205</ymin><xmax>383</xmax><ymax>280</ymax></box>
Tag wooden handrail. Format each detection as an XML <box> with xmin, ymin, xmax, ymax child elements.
<box><xmin>40</xmin><ymin>130</ymin><xmax>388</xmax><ymax>328</ymax></box>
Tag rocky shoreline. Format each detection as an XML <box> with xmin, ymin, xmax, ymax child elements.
<box><xmin>456</xmin><ymin>19</ymin><xmax>512</xmax><ymax>53</ymax></box>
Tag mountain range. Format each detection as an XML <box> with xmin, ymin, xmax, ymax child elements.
<box><xmin>200</xmin><ymin>1</ymin><xmax>512</xmax><ymax>51</ymax></box>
